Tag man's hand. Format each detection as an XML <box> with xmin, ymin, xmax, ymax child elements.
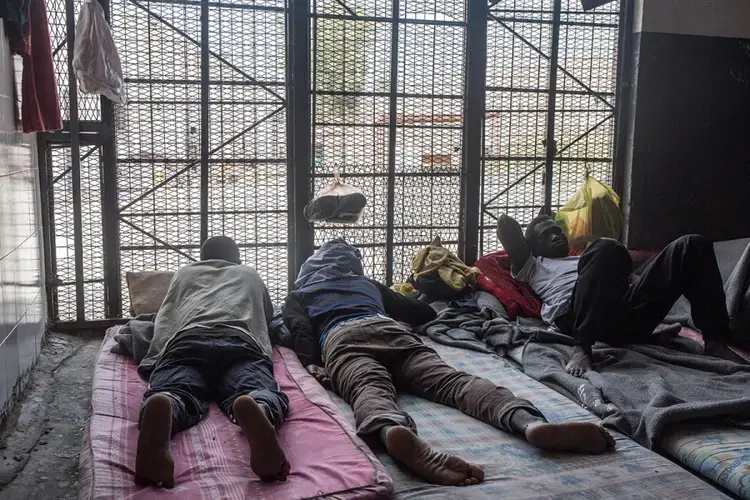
<box><xmin>306</xmin><ymin>365</ymin><xmax>331</xmax><ymax>388</ymax></box>
<box><xmin>565</xmin><ymin>345</ymin><xmax>594</xmax><ymax>377</ymax></box>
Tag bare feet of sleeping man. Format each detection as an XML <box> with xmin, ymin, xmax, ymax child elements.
<box><xmin>565</xmin><ymin>345</ymin><xmax>593</xmax><ymax>377</ymax></box>
<box><xmin>383</xmin><ymin>426</ymin><xmax>485</xmax><ymax>486</ymax></box>
<box><xmin>135</xmin><ymin>393</ymin><xmax>176</xmax><ymax>488</ymax></box>
<box><xmin>233</xmin><ymin>395</ymin><xmax>291</xmax><ymax>482</ymax></box>
<box><xmin>510</xmin><ymin>408</ymin><xmax>616</xmax><ymax>454</ymax></box>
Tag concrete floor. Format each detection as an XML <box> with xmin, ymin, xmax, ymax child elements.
<box><xmin>0</xmin><ymin>333</ymin><xmax>102</xmax><ymax>500</ymax></box>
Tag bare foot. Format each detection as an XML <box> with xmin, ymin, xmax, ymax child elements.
<box><xmin>526</xmin><ymin>421</ymin><xmax>615</xmax><ymax>454</ymax></box>
<box><xmin>384</xmin><ymin>426</ymin><xmax>484</xmax><ymax>486</ymax></box>
<box><xmin>565</xmin><ymin>346</ymin><xmax>593</xmax><ymax>377</ymax></box>
<box><xmin>233</xmin><ymin>395</ymin><xmax>290</xmax><ymax>482</ymax></box>
<box><xmin>135</xmin><ymin>394</ymin><xmax>175</xmax><ymax>488</ymax></box>
<box><xmin>705</xmin><ymin>342</ymin><xmax>748</xmax><ymax>364</ymax></box>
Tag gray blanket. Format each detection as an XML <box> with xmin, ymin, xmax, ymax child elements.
<box><xmin>519</xmin><ymin>330</ymin><xmax>750</xmax><ymax>448</ymax></box>
<box><xmin>110</xmin><ymin>314</ymin><xmax>156</xmax><ymax>377</ymax></box>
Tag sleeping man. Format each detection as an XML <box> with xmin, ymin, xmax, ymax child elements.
<box><xmin>497</xmin><ymin>213</ymin><xmax>747</xmax><ymax>377</ymax></box>
<box><xmin>135</xmin><ymin>236</ymin><xmax>289</xmax><ymax>487</ymax></box>
<box><xmin>283</xmin><ymin>238</ymin><xmax>615</xmax><ymax>487</ymax></box>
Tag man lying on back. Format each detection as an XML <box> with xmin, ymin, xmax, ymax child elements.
<box><xmin>497</xmin><ymin>212</ymin><xmax>746</xmax><ymax>376</ymax></box>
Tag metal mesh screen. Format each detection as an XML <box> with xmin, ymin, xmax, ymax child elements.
<box><xmin>311</xmin><ymin>0</ymin><xmax>467</xmax><ymax>284</ymax></box>
<box><xmin>42</xmin><ymin>0</ymin><xmax>622</xmax><ymax>323</ymax></box>
<box><xmin>480</xmin><ymin>0</ymin><xmax>620</xmax><ymax>254</ymax></box>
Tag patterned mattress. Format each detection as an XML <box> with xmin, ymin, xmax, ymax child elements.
<box><xmin>79</xmin><ymin>326</ymin><xmax>393</xmax><ymax>500</ymax></box>
<box><xmin>328</xmin><ymin>339</ymin><xmax>729</xmax><ymax>499</ymax></box>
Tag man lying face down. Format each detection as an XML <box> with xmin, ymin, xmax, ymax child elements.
<box><xmin>497</xmin><ymin>212</ymin><xmax>747</xmax><ymax>377</ymax></box>
<box><xmin>283</xmin><ymin>238</ymin><xmax>615</xmax><ymax>487</ymax></box>
<box><xmin>135</xmin><ymin>236</ymin><xmax>289</xmax><ymax>488</ymax></box>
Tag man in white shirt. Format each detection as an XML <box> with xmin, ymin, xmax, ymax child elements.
<box><xmin>497</xmin><ymin>212</ymin><xmax>746</xmax><ymax>376</ymax></box>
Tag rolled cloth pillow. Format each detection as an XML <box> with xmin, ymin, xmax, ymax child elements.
<box><xmin>126</xmin><ymin>270</ymin><xmax>174</xmax><ymax>316</ymax></box>
<box><xmin>304</xmin><ymin>173</ymin><xmax>367</xmax><ymax>224</ymax></box>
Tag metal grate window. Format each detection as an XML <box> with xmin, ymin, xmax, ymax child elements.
<box><xmin>41</xmin><ymin>0</ymin><xmax>623</xmax><ymax>325</ymax></box>
<box><xmin>480</xmin><ymin>0</ymin><xmax>620</xmax><ymax>254</ymax></box>
<box><xmin>310</xmin><ymin>0</ymin><xmax>467</xmax><ymax>284</ymax></box>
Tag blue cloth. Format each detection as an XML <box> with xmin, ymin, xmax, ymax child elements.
<box><xmin>294</xmin><ymin>239</ymin><xmax>388</xmax><ymax>343</ymax></box>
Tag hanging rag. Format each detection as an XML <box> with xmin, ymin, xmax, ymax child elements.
<box><xmin>16</xmin><ymin>0</ymin><xmax>62</xmax><ymax>133</ymax></box>
<box><xmin>410</xmin><ymin>237</ymin><xmax>480</xmax><ymax>300</ymax></box>
<box><xmin>474</xmin><ymin>251</ymin><xmax>541</xmax><ymax>320</ymax></box>
<box><xmin>1</xmin><ymin>0</ymin><xmax>31</xmax><ymax>54</ymax></box>
<box><xmin>73</xmin><ymin>0</ymin><xmax>127</xmax><ymax>104</ymax></box>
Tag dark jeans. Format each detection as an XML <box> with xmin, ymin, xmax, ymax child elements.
<box><xmin>557</xmin><ymin>235</ymin><xmax>730</xmax><ymax>347</ymax></box>
<box><xmin>324</xmin><ymin>316</ymin><xmax>543</xmax><ymax>436</ymax></box>
<box><xmin>141</xmin><ymin>329</ymin><xmax>289</xmax><ymax>434</ymax></box>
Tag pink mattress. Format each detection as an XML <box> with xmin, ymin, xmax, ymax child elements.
<box><xmin>79</xmin><ymin>326</ymin><xmax>393</xmax><ymax>500</ymax></box>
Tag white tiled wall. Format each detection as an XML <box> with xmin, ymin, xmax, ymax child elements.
<box><xmin>0</xmin><ymin>25</ymin><xmax>47</xmax><ymax>420</ymax></box>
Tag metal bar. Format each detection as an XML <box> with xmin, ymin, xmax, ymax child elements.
<box><xmin>315</xmin><ymin>171</ymin><xmax>458</xmax><ymax>178</ymax></box>
<box><xmin>543</xmin><ymin>0</ymin><xmax>562</xmax><ymax>212</ymax></box>
<box><xmin>127</xmin><ymin>0</ymin><xmax>286</xmax><ymax>103</ymax></box>
<box><xmin>98</xmin><ymin>0</ymin><xmax>122</xmax><ymax>318</ymax></box>
<box><xmin>315</xmin><ymin>122</ymin><xmax>463</xmax><ymax>130</ymax></box>
<box><xmin>126</xmin><ymin>100</ymin><xmax>282</xmax><ymax>106</ymax></box>
<box><xmin>385</xmin><ymin>0</ymin><xmax>400</xmax><ymax>286</ymax></box>
<box><xmin>52</xmin><ymin>39</ymin><xmax>66</xmax><ymax>57</ymax></box>
<box><xmin>488</xmin><ymin>12</ymin><xmax>615</xmax><ymax>110</ymax></box>
<box><xmin>482</xmin><ymin>113</ymin><xmax>613</xmax><ymax>208</ymax></box>
<box><xmin>51</xmin><ymin>146</ymin><xmax>99</xmax><ymax>185</ymax></box>
<box><xmin>490</xmin><ymin>16</ymin><xmax>618</xmax><ymax>28</ymax></box>
<box><xmin>315</xmin><ymin>89</ymin><xmax>463</xmax><ymax>99</ymax></box>
<box><xmin>117</xmin><ymin>158</ymin><xmax>286</xmax><ymax>164</ymax></box>
<box><xmin>460</xmin><ymin>0</ymin><xmax>487</xmax><ymax>265</ymax></box>
<box><xmin>122</xmin><ymin>209</ymin><xmax>288</xmax><ymax>217</ymax></box>
<box><xmin>124</xmin><ymin>78</ymin><xmax>285</xmax><ymax>87</ymax></box>
<box><xmin>312</xmin><ymin>12</ymin><xmax>465</xmax><ymax>26</ymax></box>
<box><xmin>65</xmin><ymin>0</ymin><xmax>85</xmax><ymax>321</ymax></box>
<box><xmin>120</xmin><ymin>218</ymin><xmax>198</xmax><ymax>261</ymax></box>
<box><xmin>122</xmin><ymin>242</ymin><xmax>287</xmax><ymax>251</ymax></box>
<box><xmin>484</xmin><ymin>155</ymin><xmax>612</xmax><ymax>162</ymax></box>
<box><xmin>486</xmin><ymin>85</ymin><xmax>614</xmax><ymax>97</ymax></box>
<box><xmin>200</xmin><ymin>0</ymin><xmax>209</xmax><ymax>244</ymax></box>
<box><xmin>120</xmin><ymin>0</ymin><xmax>286</xmax><ymax>11</ymax></box>
<box><xmin>119</xmin><ymin>105</ymin><xmax>284</xmax><ymax>211</ymax></box>
<box><xmin>36</xmin><ymin>136</ymin><xmax>57</xmax><ymax>322</ymax></box>
<box><xmin>289</xmin><ymin>0</ymin><xmax>312</xmax><ymax>277</ymax></box>
<box><xmin>612</xmin><ymin>0</ymin><xmax>634</xmax><ymax>197</ymax></box>
<box><xmin>333</xmin><ymin>0</ymin><xmax>357</xmax><ymax>17</ymax></box>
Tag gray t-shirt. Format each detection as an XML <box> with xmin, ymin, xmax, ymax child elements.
<box><xmin>514</xmin><ymin>255</ymin><xmax>579</xmax><ymax>325</ymax></box>
<box><xmin>139</xmin><ymin>260</ymin><xmax>274</xmax><ymax>375</ymax></box>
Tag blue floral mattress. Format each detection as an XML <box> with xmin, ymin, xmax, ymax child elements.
<box><xmin>327</xmin><ymin>339</ymin><xmax>728</xmax><ymax>499</ymax></box>
<box><xmin>661</xmin><ymin>423</ymin><xmax>750</xmax><ymax>499</ymax></box>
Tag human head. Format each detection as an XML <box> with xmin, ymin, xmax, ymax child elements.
<box><xmin>525</xmin><ymin>215</ymin><xmax>569</xmax><ymax>258</ymax></box>
<box><xmin>200</xmin><ymin>236</ymin><xmax>241</xmax><ymax>264</ymax></box>
<box><xmin>295</xmin><ymin>238</ymin><xmax>364</xmax><ymax>288</ymax></box>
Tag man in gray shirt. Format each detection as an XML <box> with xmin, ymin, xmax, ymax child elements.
<box><xmin>135</xmin><ymin>236</ymin><xmax>289</xmax><ymax>488</ymax></box>
<box><xmin>498</xmin><ymin>213</ymin><xmax>745</xmax><ymax>377</ymax></box>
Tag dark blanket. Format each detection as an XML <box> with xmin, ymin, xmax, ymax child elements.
<box><xmin>520</xmin><ymin>330</ymin><xmax>750</xmax><ymax>448</ymax></box>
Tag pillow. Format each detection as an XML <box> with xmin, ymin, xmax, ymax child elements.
<box><xmin>126</xmin><ymin>271</ymin><xmax>174</xmax><ymax>316</ymax></box>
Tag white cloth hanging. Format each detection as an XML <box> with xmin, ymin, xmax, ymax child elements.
<box><xmin>73</xmin><ymin>0</ymin><xmax>127</xmax><ymax>105</ymax></box>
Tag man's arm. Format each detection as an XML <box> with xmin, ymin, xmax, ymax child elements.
<box><xmin>373</xmin><ymin>280</ymin><xmax>437</xmax><ymax>326</ymax></box>
<box><xmin>497</xmin><ymin>214</ymin><xmax>532</xmax><ymax>273</ymax></box>
<box><xmin>281</xmin><ymin>293</ymin><xmax>319</xmax><ymax>367</ymax></box>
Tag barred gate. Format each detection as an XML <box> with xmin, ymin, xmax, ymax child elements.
<box><xmin>40</xmin><ymin>0</ymin><xmax>623</xmax><ymax>327</ymax></box>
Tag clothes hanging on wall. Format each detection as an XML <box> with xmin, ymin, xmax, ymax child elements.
<box><xmin>1</xmin><ymin>0</ymin><xmax>32</xmax><ymax>54</ymax></box>
<box><xmin>19</xmin><ymin>0</ymin><xmax>62</xmax><ymax>133</ymax></box>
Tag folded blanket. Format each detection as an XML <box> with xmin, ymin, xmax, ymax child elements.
<box><xmin>110</xmin><ymin>313</ymin><xmax>156</xmax><ymax>367</ymax></box>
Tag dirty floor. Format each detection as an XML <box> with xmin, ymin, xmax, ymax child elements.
<box><xmin>0</xmin><ymin>333</ymin><xmax>102</xmax><ymax>500</ymax></box>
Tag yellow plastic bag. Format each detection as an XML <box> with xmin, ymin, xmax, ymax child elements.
<box><xmin>555</xmin><ymin>175</ymin><xmax>622</xmax><ymax>254</ymax></box>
